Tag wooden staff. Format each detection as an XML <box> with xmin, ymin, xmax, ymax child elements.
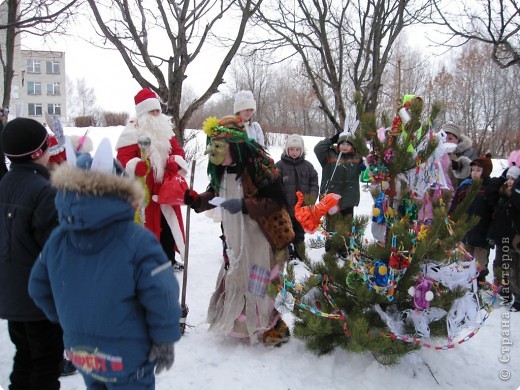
<box><xmin>180</xmin><ymin>159</ymin><xmax>196</xmax><ymax>334</ymax></box>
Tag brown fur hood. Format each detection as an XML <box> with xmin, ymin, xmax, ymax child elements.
<box><xmin>51</xmin><ymin>164</ymin><xmax>145</xmax><ymax>207</ymax></box>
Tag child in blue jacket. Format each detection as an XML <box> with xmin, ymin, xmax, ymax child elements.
<box><xmin>29</xmin><ymin>139</ymin><xmax>182</xmax><ymax>389</ymax></box>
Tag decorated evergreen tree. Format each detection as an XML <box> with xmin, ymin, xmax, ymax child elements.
<box><xmin>273</xmin><ymin>95</ymin><xmax>496</xmax><ymax>365</ymax></box>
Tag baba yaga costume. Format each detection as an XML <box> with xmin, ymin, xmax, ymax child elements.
<box><xmin>116</xmin><ymin>88</ymin><xmax>187</xmax><ymax>268</ymax></box>
<box><xmin>29</xmin><ymin>139</ymin><xmax>182</xmax><ymax>389</ymax></box>
<box><xmin>184</xmin><ymin>115</ymin><xmax>294</xmax><ymax>346</ymax></box>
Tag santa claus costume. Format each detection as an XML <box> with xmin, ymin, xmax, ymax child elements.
<box><xmin>116</xmin><ymin>88</ymin><xmax>187</xmax><ymax>268</ymax></box>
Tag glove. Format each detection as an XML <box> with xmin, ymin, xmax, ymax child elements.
<box><xmin>135</xmin><ymin>161</ymin><xmax>148</xmax><ymax>177</ymax></box>
<box><xmin>329</xmin><ymin>133</ymin><xmax>340</xmax><ymax>144</ymax></box>
<box><xmin>451</xmin><ymin>160</ymin><xmax>460</xmax><ymax>171</ymax></box>
<box><xmin>220</xmin><ymin>199</ymin><xmax>243</xmax><ymax>214</ymax></box>
<box><xmin>184</xmin><ymin>189</ymin><xmax>200</xmax><ymax>207</ymax></box>
<box><xmin>148</xmin><ymin>343</ymin><xmax>175</xmax><ymax>374</ymax></box>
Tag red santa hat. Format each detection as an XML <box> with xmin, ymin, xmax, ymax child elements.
<box><xmin>48</xmin><ymin>135</ymin><xmax>66</xmax><ymax>165</ymax></box>
<box><xmin>134</xmin><ymin>88</ymin><xmax>162</xmax><ymax>117</ymax></box>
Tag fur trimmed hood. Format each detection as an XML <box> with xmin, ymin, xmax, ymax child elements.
<box><xmin>454</xmin><ymin>134</ymin><xmax>476</xmax><ymax>159</ymax></box>
<box><xmin>52</xmin><ymin>164</ymin><xmax>144</xmax><ymax>207</ymax></box>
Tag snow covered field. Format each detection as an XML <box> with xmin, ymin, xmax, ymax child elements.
<box><xmin>1</xmin><ymin>126</ymin><xmax>519</xmax><ymax>390</ymax></box>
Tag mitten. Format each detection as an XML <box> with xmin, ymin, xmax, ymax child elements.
<box><xmin>220</xmin><ymin>199</ymin><xmax>243</xmax><ymax>214</ymax></box>
<box><xmin>329</xmin><ymin>133</ymin><xmax>340</xmax><ymax>144</ymax></box>
<box><xmin>148</xmin><ymin>343</ymin><xmax>175</xmax><ymax>374</ymax></box>
<box><xmin>184</xmin><ymin>189</ymin><xmax>200</xmax><ymax>207</ymax></box>
<box><xmin>451</xmin><ymin>160</ymin><xmax>460</xmax><ymax>171</ymax></box>
<box><xmin>135</xmin><ymin>161</ymin><xmax>148</xmax><ymax>177</ymax></box>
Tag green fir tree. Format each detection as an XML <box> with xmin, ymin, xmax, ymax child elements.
<box><xmin>277</xmin><ymin>95</ymin><xmax>489</xmax><ymax>365</ymax></box>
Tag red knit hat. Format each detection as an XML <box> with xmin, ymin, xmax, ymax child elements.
<box><xmin>134</xmin><ymin>88</ymin><xmax>161</xmax><ymax>117</ymax></box>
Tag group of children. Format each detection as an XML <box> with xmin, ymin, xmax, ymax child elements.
<box><xmin>1</xmin><ymin>88</ymin><xmax>520</xmax><ymax>389</ymax></box>
<box><xmin>449</xmin><ymin>152</ymin><xmax>520</xmax><ymax>310</ymax></box>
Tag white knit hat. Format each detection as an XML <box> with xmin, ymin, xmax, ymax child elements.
<box><xmin>285</xmin><ymin>134</ymin><xmax>304</xmax><ymax>157</ymax></box>
<box><xmin>507</xmin><ymin>165</ymin><xmax>520</xmax><ymax>180</ymax></box>
<box><xmin>134</xmin><ymin>88</ymin><xmax>161</xmax><ymax>117</ymax></box>
<box><xmin>233</xmin><ymin>90</ymin><xmax>256</xmax><ymax>114</ymax></box>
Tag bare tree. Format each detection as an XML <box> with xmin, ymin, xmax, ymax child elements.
<box><xmin>429</xmin><ymin>41</ymin><xmax>520</xmax><ymax>156</ymax></box>
<box><xmin>431</xmin><ymin>0</ymin><xmax>520</xmax><ymax>68</ymax></box>
<box><xmin>378</xmin><ymin>38</ymin><xmax>435</xmax><ymax>118</ymax></box>
<box><xmin>70</xmin><ymin>78</ymin><xmax>97</xmax><ymax>116</ymax></box>
<box><xmin>252</xmin><ymin>0</ymin><xmax>430</xmax><ymax>133</ymax></box>
<box><xmin>0</xmin><ymin>0</ymin><xmax>80</xmax><ymax>107</ymax></box>
<box><xmin>85</xmin><ymin>0</ymin><xmax>262</xmax><ymax>142</ymax></box>
<box><xmin>227</xmin><ymin>51</ymin><xmax>272</xmax><ymax>123</ymax></box>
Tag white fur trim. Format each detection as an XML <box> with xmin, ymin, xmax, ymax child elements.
<box><xmin>125</xmin><ymin>157</ymin><xmax>141</xmax><ymax>179</ymax></box>
<box><xmin>160</xmin><ymin>205</ymin><xmax>185</xmax><ymax>261</ymax></box>
<box><xmin>174</xmin><ymin>155</ymin><xmax>188</xmax><ymax>177</ymax></box>
<box><xmin>116</xmin><ymin>122</ymin><xmax>139</xmax><ymax>149</ymax></box>
<box><xmin>454</xmin><ymin>156</ymin><xmax>472</xmax><ymax>179</ymax></box>
<box><xmin>135</xmin><ymin>98</ymin><xmax>161</xmax><ymax>117</ymax></box>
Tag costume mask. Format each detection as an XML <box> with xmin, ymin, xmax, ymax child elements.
<box><xmin>205</xmin><ymin>139</ymin><xmax>230</xmax><ymax>166</ymax></box>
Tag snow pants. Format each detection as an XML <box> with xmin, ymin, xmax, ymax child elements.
<box><xmin>7</xmin><ymin>320</ymin><xmax>63</xmax><ymax>390</ymax></box>
<box><xmin>81</xmin><ymin>361</ymin><xmax>155</xmax><ymax>390</ymax></box>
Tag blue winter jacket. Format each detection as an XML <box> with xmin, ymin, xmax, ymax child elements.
<box><xmin>29</xmin><ymin>164</ymin><xmax>182</xmax><ymax>382</ymax></box>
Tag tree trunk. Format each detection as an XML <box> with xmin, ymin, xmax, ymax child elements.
<box><xmin>2</xmin><ymin>0</ymin><xmax>18</xmax><ymax>108</ymax></box>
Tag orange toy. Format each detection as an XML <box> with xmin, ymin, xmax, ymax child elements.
<box><xmin>294</xmin><ymin>191</ymin><xmax>341</xmax><ymax>233</ymax></box>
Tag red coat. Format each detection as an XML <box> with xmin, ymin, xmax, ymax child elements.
<box><xmin>116</xmin><ymin>127</ymin><xmax>186</xmax><ymax>259</ymax></box>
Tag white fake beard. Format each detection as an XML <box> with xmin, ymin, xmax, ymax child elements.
<box><xmin>136</xmin><ymin>113</ymin><xmax>173</xmax><ymax>182</ymax></box>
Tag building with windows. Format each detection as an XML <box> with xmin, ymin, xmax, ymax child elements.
<box><xmin>0</xmin><ymin>1</ymin><xmax>66</xmax><ymax>122</ymax></box>
<box><xmin>21</xmin><ymin>50</ymin><xmax>66</xmax><ymax>121</ymax></box>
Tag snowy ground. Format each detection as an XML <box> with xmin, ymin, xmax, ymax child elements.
<box><xmin>1</xmin><ymin>127</ymin><xmax>519</xmax><ymax>390</ymax></box>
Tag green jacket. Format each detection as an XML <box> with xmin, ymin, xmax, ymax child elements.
<box><xmin>314</xmin><ymin>138</ymin><xmax>364</xmax><ymax>209</ymax></box>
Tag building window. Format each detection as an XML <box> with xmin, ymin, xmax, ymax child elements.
<box><xmin>26</xmin><ymin>60</ymin><xmax>41</xmax><ymax>73</ymax></box>
<box><xmin>28</xmin><ymin>81</ymin><xmax>42</xmax><ymax>95</ymax></box>
<box><xmin>47</xmin><ymin>104</ymin><xmax>61</xmax><ymax>116</ymax></box>
<box><xmin>28</xmin><ymin>103</ymin><xmax>43</xmax><ymax>116</ymax></box>
<box><xmin>46</xmin><ymin>60</ymin><xmax>60</xmax><ymax>74</ymax></box>
<box><xmin>47</xmin><ymin>82</ymin><xmax>61</xmax><ymax>96</ymax></box>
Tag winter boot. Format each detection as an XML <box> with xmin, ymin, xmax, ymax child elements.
<box><xmin>60</xmin><ymin>358</ymin><xmax>77</xmax><ymax>377</ymax></box>
<box><xmin>172</xmin><ymin>260</ymin><xmax>184</xmax><ymax>272</ymax></box>
<box><xmin>476</xmin><ymin>268</ymin><xmax>489</xmax><ymax>284</ymax></box>
<box><xmin>510</xmin><ymin>300</ymin><xmax>520</xmax><ymax>312</ymax></box>
<box><xmin>288</xmin><ymin>244</ymin><xmax>298</xmax><ymax>260</ymax></box>
<box><xmin>262</xmin><ymin>319</ymin><xmax>290</xmax><ymax>347</ymax></box>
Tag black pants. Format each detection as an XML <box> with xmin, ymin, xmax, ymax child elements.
<box><xmin>291</xmin><ymin>216</ymin><xmax>305</xmax><ymax>245</ymax></box>
<box><xmin>160</xmin><ymin>213</ymin><xmax>176</xmax><ymax>263</ymax></box>
<box><xmin>8</xmin><ymin>320</ymin><xmax>64</xmax><ymax>390</ymax></box>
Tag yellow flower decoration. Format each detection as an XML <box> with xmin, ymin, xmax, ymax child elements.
<box><xmin>417</xmin><ymin>225</ymin><xmax>428</xmax><ymax>241</ymax></box>
<box><xmin>203</xmin><ymin>116</ymin><xmax>220</xmax><ymax>136</ymax></box>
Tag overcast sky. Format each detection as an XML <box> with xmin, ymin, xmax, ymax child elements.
<box><xmin>20</xmin><ymin>14</ymin><xmax>450</xmax><ymax>116</ymax></box>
